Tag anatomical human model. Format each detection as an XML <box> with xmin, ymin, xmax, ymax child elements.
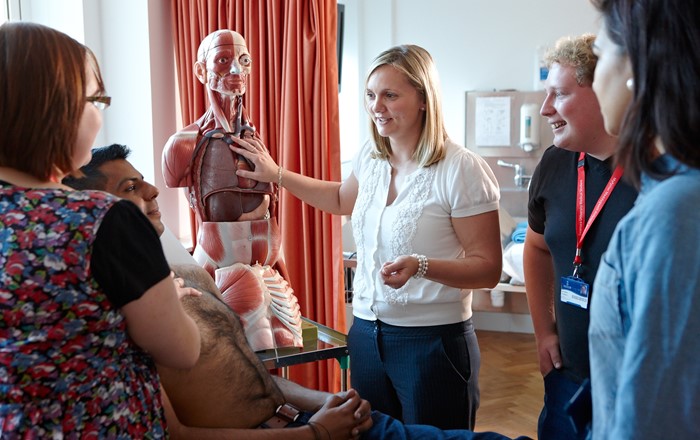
<box><xmin>162</xmin><ymin>30</ymin><xmax>302</xmax><ymax>351</ymax></box>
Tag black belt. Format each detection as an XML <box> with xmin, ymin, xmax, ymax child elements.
<box><xmin>260</xmin><ymin>403</ymin><xmax>302</xmax><ymax>429</ymax></box>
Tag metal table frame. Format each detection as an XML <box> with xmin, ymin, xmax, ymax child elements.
<box><xmin>258</xmin><ymin>317</ymin><xmax>349</xmax><ymax>390</ymax></box>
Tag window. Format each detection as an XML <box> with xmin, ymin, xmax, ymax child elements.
<box><xmin>2</xmin><ymin>0</ymin><xmax>21</xmax><ymax>24</ymax></box>
<box><xmin>2</xmin><ymin>1</ymin><xmax>9</xmax><ymax>24</ymax></box>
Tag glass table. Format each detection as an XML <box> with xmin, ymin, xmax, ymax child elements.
<box><xmin>257</xmin><ymin>317</ymin><xmax>350</xmax><ymax>390</ymax></box>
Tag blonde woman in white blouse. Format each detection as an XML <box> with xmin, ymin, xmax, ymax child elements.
<box><xmin>232</xmin><ymin>44</ymin><xmax>502</xmax><ymax>430</ymax></box>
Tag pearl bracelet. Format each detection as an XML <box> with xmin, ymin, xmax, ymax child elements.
<box><xmin>411</xmin><ymin>253</ymin><xmax>429</xmax><ymax>279</ymax></box>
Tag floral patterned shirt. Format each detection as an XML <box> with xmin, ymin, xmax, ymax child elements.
<box><xmin>0</xmin><ymin>183</ymin><xmax>168</xmax><ymax>438</ymax></box>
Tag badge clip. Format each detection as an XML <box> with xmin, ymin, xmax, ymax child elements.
<box><xmin>572</xmin><ymin>248</ymin><xmax>582</xmax><ymax>278</ymax></box>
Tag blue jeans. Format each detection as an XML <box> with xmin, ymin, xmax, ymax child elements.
<box><xmin>537</xmin><ymin>369</ymin><xmax>589</xmax><ymax>440</ymax></box>
<box><xmin>365</xmin><ymin>411</ymin><xmax>531</xmax><ymax>440</ymax></box>
<box><xmin>348</xmin><ymin>318</ymin><xmax>480</xmax><ymax>430</ymax></box>
<box><xmin>272</xmin><ymin>410</ymin><xmax>529</xmax><ymax>439</ymax></box>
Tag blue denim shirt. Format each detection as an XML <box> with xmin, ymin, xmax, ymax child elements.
<box><xmin>588</xmin><ymin>155</ymin><xmax>700</xmax><ymax>439</ymax></box>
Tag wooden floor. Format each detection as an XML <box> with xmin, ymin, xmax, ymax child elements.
<box><xmin>475</xmin><ymin>330</ymin><xmax>542</xmax><ymax>439</ymax></box>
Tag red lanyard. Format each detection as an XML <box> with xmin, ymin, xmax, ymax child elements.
<box><xmin>574</xmin><ymin>152</ymin><xmax>624</xmax><ymax>271</ymax></box>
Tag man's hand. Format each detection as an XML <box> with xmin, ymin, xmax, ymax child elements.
<box><xmin>170</xmin><ymin>271</ymin><xmax>203</xmax><ymax>300</ymax></box>
<box><xmin>308</xmin><ymin>389</ymin><xmax>373</xmax><ymax>439</ymax></box>
<box><xmin>536</xmin><ymin>332</ymin><xmax>562</xmax><ymax>376</ymax></box>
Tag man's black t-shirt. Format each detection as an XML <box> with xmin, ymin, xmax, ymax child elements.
<box><xmin>92</xmin><ymin>200</ymin><xmax>171</xmax><ymax>308</ymax></box>
<box><xmin>528</xmin><ymin>145</ymin><xmax>638</xmax><ymax>382</ymax></box>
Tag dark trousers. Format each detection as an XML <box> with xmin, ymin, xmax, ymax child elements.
<box><xmin>537</xmin><ymin>369</ymin><xmax>589</xmax><ymax>440</ymax></box>
<box><xmin>348</xmin><ymin>317</ymin><xmax>480</xmax><ymax>430</ymax></box>
<box><xmin>365</xmin><ymin>411</ymin><xmax>531</xmax><ymax>440</ymax></box>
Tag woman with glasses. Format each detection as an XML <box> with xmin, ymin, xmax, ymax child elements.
<box><xmin>0</xmin><ymin>22</ymin><xmax>200</xmax><ymax>437</ymax></box>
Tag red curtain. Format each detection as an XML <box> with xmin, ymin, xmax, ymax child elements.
<box><xmin>170</xmin><ymin>0</ymin><xmax>345</xmax><ymax>392</ymax></box>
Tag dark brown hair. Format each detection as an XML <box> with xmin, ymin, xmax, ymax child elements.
<box><xmin>591</xmin><ymin>0</ymin><xmax>700</xmax><ymax>187</ymax></box>
<box><xmin>0</xmin><ymin>22</ymin><xmax>105</xmax><ymax>180</ymax></box>
<box><xmin>62</xmin><ymin>144</ymin><xmax>131</xmax><ymax>190</ymax></box>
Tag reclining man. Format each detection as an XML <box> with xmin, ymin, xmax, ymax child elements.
<box><xmin>64</xmin><ymin>143</ymin><xmax>526</xmax><ymax>440</ymax></box>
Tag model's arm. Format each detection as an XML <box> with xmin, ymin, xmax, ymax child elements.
<box><xmin>523</xmin><ymin>227</ymin><xmax>561</xmax><ymax>376</ymax></box>
<box><xmin>380</xmin><ymin>210</ymin><xmax>503</xmax><ymax>290</ymax></box>
<box><xmin>162</xmin><ymin>124</ymin><xmax>200</xmax><ymax>188</ymax></box>
<box><xmin>121</xmin><ymin>276</ymin><xmax>201</xmax><ymax>369</ymax></box>
<box><xmin>228</xmin><ymin>136</ymin><xmax>358</xmax><ymax>215</ymax></box>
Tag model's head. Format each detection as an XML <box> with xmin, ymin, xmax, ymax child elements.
<box><xmin>63</xmin><ymin>144</ymin><xmax>163</xmax><ymax>236</ymax></box>
<box><xmin>0</xmin><ymin>21</ymin><xmax>107</xmax><ymax>181</ymax></box>
<box><xmin>195</xmin><ymin>29</ymin><xmax>252</xmax><ymax>97</ymax></box>
<box><xmin>364</xmin><ymin>44</ymin><xmax>447</xmax><ymax>167</ymax></box>
<box><xmin>540</xmin><ymin>34</ymin><xmax>611</xmax><ymax>154</ymax></box>
<box><xmin>591</xmin><ymin>0</ymin><xmax>700</xmax><ymax>186</ymax></box>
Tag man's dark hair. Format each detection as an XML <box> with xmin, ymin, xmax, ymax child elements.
<box><xmin>62</xmin><ymin>143</ymin><xmax>131</xmax><ymax>190</ymax></box>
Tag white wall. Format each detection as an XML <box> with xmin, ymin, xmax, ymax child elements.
<box><xmin>339</xmin><ymin>0</ymin><xmax>600</xmax><ymax>167</ymax></box>
<box><xmin>90</xmin><ymin>0</ymin><xmax>188</xmax><ymax>243</ymax></box>
<box><xmin>12</xmin><ymin>0</ymin><xmax>84</xmax><ymax>40</ymax></box>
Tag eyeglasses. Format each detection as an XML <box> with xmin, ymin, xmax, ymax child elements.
<box><xmin>86</xmin><ymin>95</ymin><xmax>111</xmax><ymax>110</ymax></box>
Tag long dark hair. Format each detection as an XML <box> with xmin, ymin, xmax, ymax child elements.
<box><xmin>592</xmin><ymin>0</ymin><xmax>700</xmax><ymax>187</ymax></box>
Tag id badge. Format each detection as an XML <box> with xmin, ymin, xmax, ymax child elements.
<box><xmin>560</xmin><ymin>276</ymin><xmax>590</xmax><ymax>309</ymax></box>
